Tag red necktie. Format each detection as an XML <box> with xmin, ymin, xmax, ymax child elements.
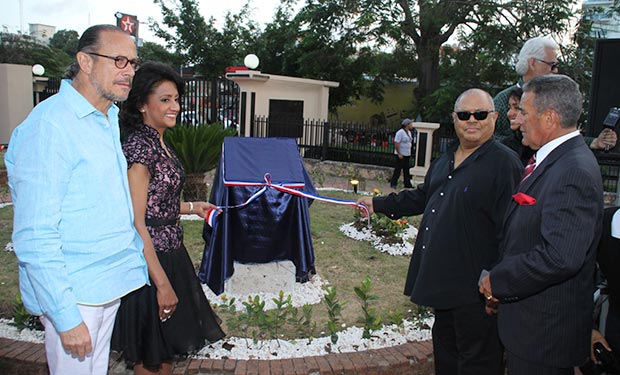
<box><xmin>521</xmin><ymin>154</ymin><xmax>537</xmax><ymax>183</ymax></box>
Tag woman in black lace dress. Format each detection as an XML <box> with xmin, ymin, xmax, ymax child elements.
<box><xmin>111</xmin><ymin>61</ymin><xmax>225</xmax><ymax>375</ymax></box>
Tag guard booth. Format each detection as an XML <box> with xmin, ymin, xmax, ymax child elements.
<box><xmin>225</xmin><ymin>69</ymin><xmax>339</xmax><ymax>138</ymax></box>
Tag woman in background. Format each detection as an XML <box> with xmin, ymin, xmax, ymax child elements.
<box><xmin>111</xmin><ymin>61</ymin><xmax>225</xmax><ymax>375</ymax></box>
<box><xmin>500</xmin><ymin>87</ymin><xmax>535</xmax><ymax>166</ymax></box>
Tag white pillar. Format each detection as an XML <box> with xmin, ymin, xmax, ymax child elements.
<box><xmin>410</xmin><ymin>122</ymin><xmax>440</xmax><ymax>178</ymax></box>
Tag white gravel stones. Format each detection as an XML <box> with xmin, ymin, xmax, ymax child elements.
<box><xmin>339</xmin><ymin>222</ymin><xmax>418</xmax><ymax>256</ymax></box>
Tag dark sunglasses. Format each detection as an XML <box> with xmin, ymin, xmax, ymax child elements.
<box><xmin>455</xmin><ymin>110</ymin><xmax>495</xmax><ymax>121</ymax></box>
<box><xmin>535</xmin><ymin>58</ymin><xmax>560</xmax><ymax>71</ymax></box>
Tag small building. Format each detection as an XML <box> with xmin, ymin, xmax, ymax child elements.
<box><xmin>225</xmin><ymin>70</ymin><xmax>339</xmax><ymax>138</ymax></box>
<box><xmin>29</xmin><ymin>23</ymin><xmax>56</xmax><ymax>45</ymax></box>
<box><xmin>583</xmin><ymin>0</ymin><xmax>620</xmax><ymax>38</ymax></box>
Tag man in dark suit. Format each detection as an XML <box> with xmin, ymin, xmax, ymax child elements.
<box><xmin>479</xmin><ymin>74</ymin><xmax>604</xmax><ymax>374</ymax></box>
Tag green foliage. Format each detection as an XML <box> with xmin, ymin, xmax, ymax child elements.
<box><xmin>240</xmin><ymin>295</ymin><xmax>268</xmax><ymax>344</ymax></box>
<box><xmin>11</xmin><ymin>294</ymin><xmax>40</xmax><ymax>331</ymax></box>
<box><xmin>163</xmin><ymin>123</ymin><xmax>236</xmax><ymax>174</ymax></box>
<box><xmin>289</xmin><ymin>304</ymin><xmax>317</xmax><ymax>343</ymax></box>
<box><xmin>353</xmin><ymin>212</ymin><xmax>409</xmax><ymax>241</ymax></box>
<box><xmin>354</xmin><ymin>276</ymin><xmax>382</xmax><ymax>339</ymax></box>
<box><xmin>138</xmin><ymin>41</ymin><xmax>184</xmax><ymax>67</ymax></box>
<box><xmin>386</xmin><ymin>309</ymin><xmax>404</xmax><ymax>326</ymax></box>
<box><xmin>324</xmin><ymin>286</ymin><xmax>344</xmax><ymax>344</ymax></box>
<box><xmin>49</xmin><ymin>29</ymin><xmax>79</xmax><ymax>56</ymax></box>
<box><xmin>151</xmin><ymin>0</ymin><xmax>260</xmax><ymax>78</ymax></box>
<box><xmin>0</xmin><ymin>33</ymin><xmax>72</xmax><ymax>77</ymax></box>
<box><xmin>410</xmin><ymin>304</ymin><xmax>433</xmax><ymax>329</ymax></box>
<box><xmin>217</xmin><ymin>291</ymin><xmax>316</xmax><ymax>346</ymax></box>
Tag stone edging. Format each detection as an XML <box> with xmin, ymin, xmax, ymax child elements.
<box><xmin>0</xmin><ymin>337</ymin><xmax>435</xmax><ymax>375</ymax></box>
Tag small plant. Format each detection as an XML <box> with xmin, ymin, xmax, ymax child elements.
<box><xmin>372</xmin><ymin>214</ymin><xmax>408</xmax><ymax>238</ymax></box>
<box><xmin>11</xmin><ymin>294</ymin><xmax>41</xmax><ymax>331</ymax></box>
<box><xmin>288</xmin><ymin>303</ymin><xmax>317</xmax><ymax>344</ymax></box>
<box><xmin>268</xmin><ymin>291</ymin><xmax>292</xmax><ymax>343</ymax></box>
<box><xmin>354</xmin><ymin>276</ymin><xmax>382</xmax><ymax>339</ymax></box>
<box><xmin>352</xmin><ymin>212</ymin><xmax>409</xmax><ymax>245</ymax></box>
<box><xmin>324</xmin><ymin>286</ymin><xmax>344</xmax><ymax>344</ymax></box>
<box><xmin>410</xmin><ymin>304</ymin><xmax>433</xmax><ymax>329</ymax></box>
<box><xmin>241</xmin><ymin>295</ymin><xmax>268</xmax><ymax>344</ymax></box>
<box><xmin>387</xmin><ymin>309</ymin><xmax>404</xmax><ymax>327</ymax></box>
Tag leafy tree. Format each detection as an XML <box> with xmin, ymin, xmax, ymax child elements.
<box><xmin>304</xmin><ymin>0</ymin><xmax>578</xmax><ymax>119</ymax></box>
<box><xmin>255</xmin><ymin>1</ymin><xmax>383</xmax><ymax>111</ymax></box>
<box><xmin>138</xmin><ymin>41</ymin><xmax>184</xmax><ymax>68</ymax></box>
<box><xmin>0</xmin><ymin>33</ymin><xmax>72</xmax><ymax>77</ymax></box>
<box><xmin>49</xmin><ymin>29</ymin><xmax>79</xmax><ymax>56</ymax></box>
<box><xmin>151</xmin><ymin>0</ymin><xmax>260</xmax><ymax>78</ymax></box>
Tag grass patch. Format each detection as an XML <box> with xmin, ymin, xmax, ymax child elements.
<box><xmin>0</xmin><ymin>189</ymin><xmax>424</xmax><ymax>340</ymax></box>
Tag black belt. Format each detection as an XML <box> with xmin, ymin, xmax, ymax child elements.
<box><xmin>145</xmin><ymin>217</ymin><xmax>180</xmax><ymax>227</ymax></box>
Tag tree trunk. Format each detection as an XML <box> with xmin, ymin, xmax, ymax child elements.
<box><xmin>183</xmin><ymin>172</ymin><xmax>209</xmax><ymax>202</ymax></box>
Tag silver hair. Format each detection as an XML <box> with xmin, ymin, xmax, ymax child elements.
<box><xmin>453</xmin><ymin>88</ymin><xmax>495</xmax><ymax>112</ymax></box>
<box><xmin>522</xmin><ymin>74</ymin><xmax>582</xmax><ymax>128</ymax></box>
<box><xmin>515</xmin><ymin>36</ymin><xmax>559</xmax><ymax>76</ymax></box>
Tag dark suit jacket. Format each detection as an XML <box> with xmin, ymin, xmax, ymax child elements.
<box><xmin>490</xmin><ymin>135</ymin><xmax>604</xmax><ymax>367</ymax></box>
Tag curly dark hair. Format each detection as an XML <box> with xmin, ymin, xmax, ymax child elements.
<box><xmin>509</xmin><ymin>87</ymin><xmax>523</xmax><ymax>100</ymax></box>
<box><xmin>120</xmin><ymin>61</ymin><xmax>185</xmax><ymax>136</ymax></box>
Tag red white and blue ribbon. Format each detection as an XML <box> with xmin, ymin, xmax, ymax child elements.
<box><xmin>205</xmin><ymin>173</ymin><xmax>369</xmax><ymax>227</ymax></box>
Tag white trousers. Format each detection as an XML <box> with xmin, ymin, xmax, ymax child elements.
<box><xmin>40</xmin><ymin>300</ymin><xmax>120</xmax><ymax>375</ymax></box>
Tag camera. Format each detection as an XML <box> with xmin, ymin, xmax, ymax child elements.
<box><xmin>581</xmin><ymin>343</ymin><xmax>620</xmax><ymax>375</ymax></box>
<box><xmin>602</xmin><ymin>107</ymin><xmax>620</xmax><ymax>152</ymax></box>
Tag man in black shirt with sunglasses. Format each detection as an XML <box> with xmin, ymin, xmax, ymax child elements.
<box><xmin>358</xmin><ymin>89</ymin><xmax>522</xmax><ymax>375</ymax></box>
<box><xmin>494</xmin><ymin>36</ymin><xmax>615</xmax><ymax>151</ymax></box>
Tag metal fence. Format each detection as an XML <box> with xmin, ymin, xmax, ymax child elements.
<box><xmin>252</xmin><ymin>116</ymin><xmax>458</xmax><ymax>168</ymax></box>
<box><xmin>594</xmin><ymin>151</ymin><xmax>620</xmax><ymax>194</ymax></box>
<box><xmin>38</xmin><ymin>76</ymin><xmax>240</xmax><ymax>127</ymax></box>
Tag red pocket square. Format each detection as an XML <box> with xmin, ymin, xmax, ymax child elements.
<box><xmin>512</xmin><ymin>192</ymin><xmax>536</xmax><ymax>205</ymax></box>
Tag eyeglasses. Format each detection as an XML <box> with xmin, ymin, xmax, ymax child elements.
<box><xmin>85</xmin><ymin>52</ymin><xmax>141</xmax><ymax>70</ymax></box>
<box><xmin>535</xmin><ymin>58</ymin><xmax>560</xmax><ymax>71</ymax></box>
<box><xmin>455</xmin><ymin>110</ymin><xmax>495</xmax><ymax>121</ymax></box>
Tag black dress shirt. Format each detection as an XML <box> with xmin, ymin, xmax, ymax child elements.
<box><xmin>373</xmin><ymin>139</ymin><xmax>522</xmax><ymax>309</ymax></box>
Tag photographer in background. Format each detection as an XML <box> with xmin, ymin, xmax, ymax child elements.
<box><xmin>581</xmin><ymin>207</ymin><xmax>620</xmax><ymax>375</ymax></box>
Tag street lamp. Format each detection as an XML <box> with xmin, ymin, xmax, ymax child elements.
<box><xmin>350</xmin><ymin>178</ymin><xmax>360</xmax><ymax>194</ymax></box>
<box><xmin>244</xmin><ymin>54</ymin><xmax>259</xmax><ymax>70</ymax></box>
<box><xmin>32</xmin><ymin>64</ymin><xmax>45</xmax><ymax>76</ymax></box>
<box><xmin>31</xmin><ymin>64</ymin><xmax>48</xmax><ymax>106</ymax></box>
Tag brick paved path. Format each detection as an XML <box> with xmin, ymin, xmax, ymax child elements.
<box><xmin>0</xmin><ymin>337</ymin><xmax>435</xmax><ymax>375</ymax></box>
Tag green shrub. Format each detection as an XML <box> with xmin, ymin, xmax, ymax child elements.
<box><xmin>163</xmin><ymin>123</ymin><xmax>237</xmax><ymax>174</ymax></box>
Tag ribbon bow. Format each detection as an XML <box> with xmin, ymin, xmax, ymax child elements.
<box><xmin>205</xmin><ymin>173</ymin><xmax>369</xmax><ymax>227</ymax></box>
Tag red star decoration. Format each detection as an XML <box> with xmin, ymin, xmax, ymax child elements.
<box><xmin>121</xmin><ymin>16</ymin><xmax>135</xmax><ymax>34</ymax></box>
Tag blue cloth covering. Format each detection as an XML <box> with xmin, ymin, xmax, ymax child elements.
<box><xmin>199</xmin><ymin>137</ymin><xmax>316</xmax><ymax>295</ymax></box>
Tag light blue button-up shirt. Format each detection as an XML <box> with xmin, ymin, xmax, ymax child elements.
<box><xmin>5</xmin><ymin>80</ymin><xmax>148</xmax><ymax>332</ymax></box>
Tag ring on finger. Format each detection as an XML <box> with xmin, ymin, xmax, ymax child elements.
<box><xmin>163</xmin><ymin>308</ymin><xmax>171</xmax><ymax>313</ymax></box>
<box><xmin>486</xmin><ymin>295</ymin><xmax>493</xmax><ymax>300</ymax></box>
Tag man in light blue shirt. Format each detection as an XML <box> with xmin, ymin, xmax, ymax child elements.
<box><xmin>5</xmin><ymin>25</ymin><xmax>148</xmax><ymax>374</ymax></box>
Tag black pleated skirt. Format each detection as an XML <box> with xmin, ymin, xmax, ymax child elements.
<box><xmin>111</xmin><ymin>244</ymin><xmax>225</xmax><ymax>371</ymax></box>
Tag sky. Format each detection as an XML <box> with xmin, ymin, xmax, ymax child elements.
<box><xmin>0</xmin><ymin>0</ymin><xmax>286</xmax><ymax>44</ymax></box>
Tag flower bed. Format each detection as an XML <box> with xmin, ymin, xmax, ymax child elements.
<box><xmin>339</xmin><ymin>220</ymin><xmax>418</xmax><ymax>256</ymax></box>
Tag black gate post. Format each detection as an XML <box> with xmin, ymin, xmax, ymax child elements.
<box><xmin>321</xmin><ymin>121</ymin><xmax>329</xmax><ymax>161</ymax></box>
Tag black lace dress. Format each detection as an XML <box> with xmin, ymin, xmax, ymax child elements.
<box><xmin>111</xmin><ymin>124</ymin><xmax>225</xmax><ymax>371</ymax></box>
